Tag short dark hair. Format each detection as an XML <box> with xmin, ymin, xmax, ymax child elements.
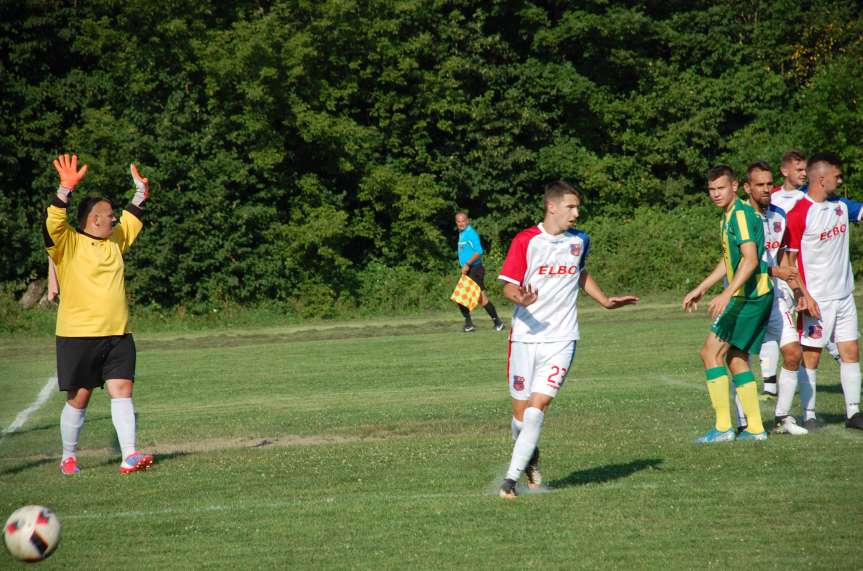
<box><xmin>807</xmin><ymin>151</ymin><xmax>842</xmax><ymax>173</ymax></box>
<box><xmin>76</xmin><ymin>196</ymin><xmax>113</xmax><ymax>228</ymax></box>
<box><xmin>746</xmin><ymin>161</ymin><xmax>773</xmax><ymax>181</ymax></box>
<box><xmin>781</xmin><ymin>149</ymin><xmax>806</xmax><ymax>165</ymax></box>
<box><xmin>707</xmin><ymin>165</ymin><xmax>736</xmax><ymax>183</ymax></box>
<box><xmin>544</xmin><ymin>180</ymin><xmax>582</xmax><ymax>209</ymax></box>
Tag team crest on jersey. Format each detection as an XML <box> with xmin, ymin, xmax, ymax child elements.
<box><xmin>836</xmin><ymin>205</ymin><xmax>844</xmax><ymax>217</ymax></box>
<box><xmin>570</xmin><ymin>242</ymin><xmax>582</xmax><ymax>256</ymax></box>
<box><xmin>773</xmin><ymin>221</ymin><xmax>782</xmax><ymax>233</ymax></box>
<box><xmin>808</xmin><ymin>324</ymin><xmax>823</xmax><ymax>340</ymax></box>
<box><xmin>512</xmin><ymin>375</ymin><xmax>525</xmax><ymax>391</ymax></box>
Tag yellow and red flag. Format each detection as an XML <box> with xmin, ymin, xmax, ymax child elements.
<box><xmin>450</xmin><ymin>274</ymin><xmax>481</xmax><ymax>310</ymax></box>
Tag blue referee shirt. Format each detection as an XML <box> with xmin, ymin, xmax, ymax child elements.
<box><xmin>458</xmin><ymin>225</ymin><xmax>484</xmax><ymax>267</ymax></box>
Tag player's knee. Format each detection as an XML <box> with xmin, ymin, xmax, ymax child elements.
<box><xmin>780</xmin><ymin>346</ymin><xmax>801</xmax><ymax>369</ymax></box>
<box><xmin>699</xmin><ymin>345</ymin><xmax>720</xmax><ymax>367</ymax></box>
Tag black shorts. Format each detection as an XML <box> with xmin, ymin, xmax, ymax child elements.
<box><xmin>56</xmin><ymin>334</ymin><xmax>136</xmax><ymax>391</ymax></box>
<box><xmin>467</xmin><ymin>264</ymin><xmax>486</xmax><ymax>290</ymax></box>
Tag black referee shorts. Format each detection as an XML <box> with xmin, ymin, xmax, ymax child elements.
<box><xmin>56</xmin><ymin>334</ymin><xmax>136</xmax><ymax>391</ymax></box>
<box><xmin>467</xmin><ymin>264</ymin><xmax>486</xmax><ymax>290</ymax></box>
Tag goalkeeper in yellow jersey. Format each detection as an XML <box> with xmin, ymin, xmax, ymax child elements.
<box><xmin>45</xmin><ymin>153</ymin><xmax>154</xmax><ymax>475</ymax></box>
<box><xmin>683</xmin><ymin>165</ymin><xmax>773</xmax><ymax>443</ymax></box>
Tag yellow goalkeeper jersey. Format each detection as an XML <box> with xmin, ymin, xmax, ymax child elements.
<box><xmin>45</xmin><ymin>198</ymin><xmax>143</xmax><ymax>337</ymax></box>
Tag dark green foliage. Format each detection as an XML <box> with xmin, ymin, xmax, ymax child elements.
<box><xmin>2</xmin><ymin>1</ymin><xmax>862</xmax><ymax>311</ymax></box>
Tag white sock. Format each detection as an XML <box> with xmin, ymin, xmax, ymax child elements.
<box><xmin>759</xmin><ymin>341</ymin><xmax>779</xmax><ymax>385</ymax></box>
<box><xmin>729</xmin><ymin>382</ymin><xmax>746</xmax><ymax>428</ymax></box>
<box><xmin>111</xmin><ymin>398</ymin><xmax>137</xmax><ymax>459</ymax></box>
<box><xmin>511</xmin><ymin>417</ymin><xmax>523</xmax><ymax>441</ymax></box>
<box><xmin>505</xmin><ymin>407</ymin><xmax>544</xmax><ymax>481</ymax></box>
<box><xmin>799</xmin><ymin>368</ymin><xmax>817</xmax><ymax>421</ymax></box>
<box><xmin>775</xmin><ymin>368</ymin><xmax>799</xmax><ymax>418</ymax></box>
<box><xmin>60</xmin><ymin>403</ymin><xmax>86</xmax><ymax>460</ymax></box>
<box><xmin>827</xmin><ymin>341</ymin><xmax>841</xmax><ymax>361</ymax></box>
<box><xmin>839</xmin><ymin>362</ymin><xmax>861</xmax><ymax>418</ymax></box>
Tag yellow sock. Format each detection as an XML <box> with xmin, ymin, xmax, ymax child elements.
<box><xmin>734</xmin><ymin>372</ymin><xmax>764</xmax><ymax>434</ymax></box>
<box><xmin>705</xmin><ymin>367</ymin><xmax>732</xmax><ymax>432</ymax></box>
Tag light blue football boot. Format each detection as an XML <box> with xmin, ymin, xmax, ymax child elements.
<box><xmin>736</xmin><ymin>430</ymin><xmax>768</xmax><ymax>441</ymax></box>
<box><xmin>695</xmin><ymin>427</ymin><xmax>736</xmax><ymax>444</ymax></box>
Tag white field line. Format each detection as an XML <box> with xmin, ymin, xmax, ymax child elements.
<box><xmin>1</xmin><ymin>376</ymin><xmax>56</xmax><ymax>438</ymax></box>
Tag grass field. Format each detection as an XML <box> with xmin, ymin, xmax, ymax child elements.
<box><xmin>1</xmin><ymin>298</ymin><xmax>861</xmax><ymax>569</ymax></box>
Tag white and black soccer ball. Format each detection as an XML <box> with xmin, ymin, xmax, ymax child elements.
<box><xmin>3</xmin><ymin>505</ymin><xmax>61</xmax><ymax>562</ymax></box>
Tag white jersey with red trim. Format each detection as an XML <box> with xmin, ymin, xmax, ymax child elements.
<box><xmin>498</xmin><ymin>223</ymin><xmax>590</xmax><ymax>343</ymax></box>
<box><xmin>771</xmin><ymin>188</ymin><xmax>804</xmax><ymax>220</ymax></box>
<box><xmin>785</xmin><ymin>195</ymin><xmax>862</xmax><ymax>301</ymax></box>
<box><xmin>762</xmin><ymin>204</ymin><xmax>787</xmax><ymax>269</ymax></box>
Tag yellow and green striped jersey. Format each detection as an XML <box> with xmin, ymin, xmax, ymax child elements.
<box><xmin>720</xmin><ymin>198</ymin><xmax>772</xmax><ymax>299</ymax></box>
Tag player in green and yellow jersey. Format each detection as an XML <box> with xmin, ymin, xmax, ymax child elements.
<box><xmin>683</xmin><ymin>165</ymin><xmax>774</xmax><ymax>443</ymax></box>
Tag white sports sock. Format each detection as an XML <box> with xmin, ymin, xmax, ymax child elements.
<box><xmin>839</xmin><ymin>362</ymin><xmax>861</xmax><ymax>418</ymax></box>
<box><xmin>111</xmin><ymin>398</ymin><xmax>137</xmax><ymax>459</ymax></box>
<box><xmin>505</xmin><ymin>407</ymin><xmax>544</xmax><ymax>482</ymax></box>
<box><xmin>511</xmin><ymin>417</ymin><xmax>523</xmax><ymax>441</ymax></box>
<box><xmin>759</xmin><ymin>341</ymin><xmax>779</xmax><ymax>384</ymax></box>
<box><xmin>775</xmin><ymin>368</ymin><xmax>799</xmax><ymax>418</ymax></box>
<box><xmin>728</xmin><ymin>382</ymin><xmax>746</xmax><ymax>429</ymax></box>
<box><xmin>60</xmin><ymin>403</ymin><xmax>86</xmax><ymax>460</ymax></box>
<box><xmin>799</xmin><ymin>368</ymin><xmax>817</xmax><ymax>421</ymax></box>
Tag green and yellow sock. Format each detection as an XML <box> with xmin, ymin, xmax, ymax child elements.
<box><xmin>733</xmin><ymin>370</ymin><xmax>764</xmax><ymax>434</ymax></box>
<box><xmin>705</xmin><ymin>367</ymin><xmax>732</xmax><ymax>432</ymax></box>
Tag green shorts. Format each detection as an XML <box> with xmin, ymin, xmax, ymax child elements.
<box><xmin>710</xmin><ymin>292</ymin><xmax>774</xmax><ymax>354</ymax></box>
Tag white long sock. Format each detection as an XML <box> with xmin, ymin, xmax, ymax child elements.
<box><xmin>775</xmin><ymin>368</ymin><xmax>799</xmax><ymax>418</ymax></box>
<box><xmin>511</xmin><ymin>417</ymin><xmax>523</xmax><ymax>441</ymax></box>
<box><xmin>111</xmin><ymin>398</ymin><xmax>137</xmax><ymax>459</ymax></box>
<box><xmin>60</xmin><ymin>403</ymin><xmax>86</xmax><ymax>460</ymax></box>
<box><xmin>839</xmin><ymin>362</ymin><xmax>861</xmax><ymax>418</ymax></box>
<box><xmin>799</xmin><ymin>368</ymin><xmax>817</xmax><ymax>421</ymax></box>
<box><xmin>505</xmin><ymin>407</ymin><xmax>544</xmax><ymax>481</ymax></box>
<box><xmin>759</xmin><ymin>341</ymin><xmax>779</xmax><ymax>387</ymax></box>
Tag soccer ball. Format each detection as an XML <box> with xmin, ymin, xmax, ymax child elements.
<box><xmin>3</xmin><ymin>506</ymin><xmax>61</xmax><ymax>562</ymax></box>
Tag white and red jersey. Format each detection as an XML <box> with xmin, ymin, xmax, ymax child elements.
<box><xmin>785</xmin><ymin>196</ymin><xmax>862</xmax><ymax>301</ymax></box>
<box><xmin>771</xmin><ymin>188</ymin><xmax>804</xmax><ymax>217</ymax></box>
<box><xmin>762</xmin><ymin>204</ymin><xmax>787</xmax><ymax>269</ymax></box>
<box><xmin>498</xmin><ymin>223</ymin><xmax>590</xmax><ymax>343</ymax></box>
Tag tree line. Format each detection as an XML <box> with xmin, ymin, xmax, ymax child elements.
<box><xmin>2</xmin><ymin>0</ymin><xmax>861</xmax><ymax>312</ymax></box>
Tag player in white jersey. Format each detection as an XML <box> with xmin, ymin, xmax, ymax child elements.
<box><xmin>496</xmin><ymin>181</ymin><xmax>638</xmax><ymax>498</ymax></box>
<box><xmin>743</xmin><ymin>162</ymin><xmax>807</xmax><ymax>435</ymax></box>
<box><xmin>783</xmin><ymin>152</ymin><xmax>863</xmax><ymax>431</ymax></box>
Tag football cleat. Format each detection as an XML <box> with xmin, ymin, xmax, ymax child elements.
<box><xmin>463</xmin><ymin>322</ymin><xmax>476</xmax><ymax>333</ymax></box>
<box><xmin>802</xmin><ymin>418</ymin><xmax>823</xmax><ymax>432</ymax></box>
<box><xmin>695</xmin><ymin>428</ymin><xmax>736</xmax><ymax>444</ymax></box>
<box><xmin>494</xmin><ymin>319</ymin><xmax>506</xmax><ymax>332</ymax></box>
<box><xmin>773</xmin><ymin>416</ymin><xmax>808</xmax><ymax>435</ymax></box>
<box><xmin>119</xmin><ymin>451</ymin><xmax>154</xmax><ymax>474</ymax></box>
<box><xmin>59</xmin><ymin>456</ymin><xmax>80</xmax><ymax>475</ymax></box>
<box><xmin>525</xmin><ymin>448</ymin><xmax>541</xmax><ymax>489</ymax></box>
<box><xmin>499</xmin><ymin>478</ymin><xmax>518</xmax><ymax>499</ymax></box>
<box><xmin>737</xmin><ymin>430</ymin><xmax>768</xmax><ymax>441</ymax></box>
<box><xmin>845</xmin><ymin>411</ymin><xmax>863</xmax><ymax>430</ymax></box>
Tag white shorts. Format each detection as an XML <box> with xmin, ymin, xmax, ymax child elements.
<box><xmin>507</xmin><ymin>340</ymin><xmax>576</xmax><ymax>400</ymax></box>
<box><xmin>763</xmin><ymin>283</ymin><xmax>799</xmax><ymax>348</ymax></box>
<box><xmin>800</xmin><ymin>293</ymin><xmax>859</xmax><ymax>348</ymax></box>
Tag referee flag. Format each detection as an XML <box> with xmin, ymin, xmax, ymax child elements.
<box><xmin>450</xmin><ymin>275</ymin><xmax>481</xmax><ymax>310</ymax></box>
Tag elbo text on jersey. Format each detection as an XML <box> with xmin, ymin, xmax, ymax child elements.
<box><xmin>537</xmin><ymin>265</ymin><xmax>580</xmax><ymax>276</ymax></box>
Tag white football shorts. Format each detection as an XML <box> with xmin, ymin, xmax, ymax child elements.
<box><xmin>763</xmin><ymin>282</ymin><xmax>799</xmax><ymax>348</ymax></box>
<box><xmin>800</xmin><ymin>293</ymin><xmax>859</xmax><ymax>348</ymax></box>
<box><xmin>507</xmin><ymin>340</ymin><xmax>576</xmax><ymax>400</ymax></box>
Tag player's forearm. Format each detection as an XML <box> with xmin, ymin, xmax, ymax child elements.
<box><xmin>502</xmin><ymin>283</ymin><xmax>527</xmax><ymax>305</ymax></box>
<box><xmin>695</xmin><ymin>260</ymin><xmax>726</xmax><ymax>295</ymax></box>
<box><xmin>580</xmin><ymin>272</ymin><xmax>611</xmax><ymax>308</ymax></box>
<box><xmin>463</xmin><ymin>253</ymin><xmax>480</xmax><ymax>267</ymax></box>
<box><xmin>723</xmin><ymin>255</ymin><xmax>757</xmax><ymax>296</ymax></box>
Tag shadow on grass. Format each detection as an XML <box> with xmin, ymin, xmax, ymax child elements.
<box><xmin>0</xmin><ymin>457</ymin><xmax>56</xmax><ymax>477</ymax></box>
<box><xmin>548</xmin><ymin>458</ymin><xmax>663</xmax><ymax>489</ymax></box>
<box><xmin>92</xmin><ymin>450</ymin><xmax>190</xmax><ymax>469</ymax></box>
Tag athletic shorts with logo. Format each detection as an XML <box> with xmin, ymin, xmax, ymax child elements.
<box><xmin>508</xmin><ymin>340</ymin><xmax>576</xmax><ymax>399</ymax></box>
<box><xmin>467</xmin><ymin>264</ymin><xmax>486</xmax><ymax>290</ymax></box>
<box><xmin>763</xmin><ymin>283</ymin><xmax>798</xmax><ymax>348</ymax></box>
<box><xmin>56</xmin><ymin>334</ymin><xmax>136</xmax><ymax>391</ymax></box>
<box><xmin>710</xmin><ymin>292</ymin><xmax>773</xmax><ymax>354</ymax></box>
<box><xmin>800</xmin><ymin>293</ymin><xmax>859</xmax><ymax>348</ymax></box>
